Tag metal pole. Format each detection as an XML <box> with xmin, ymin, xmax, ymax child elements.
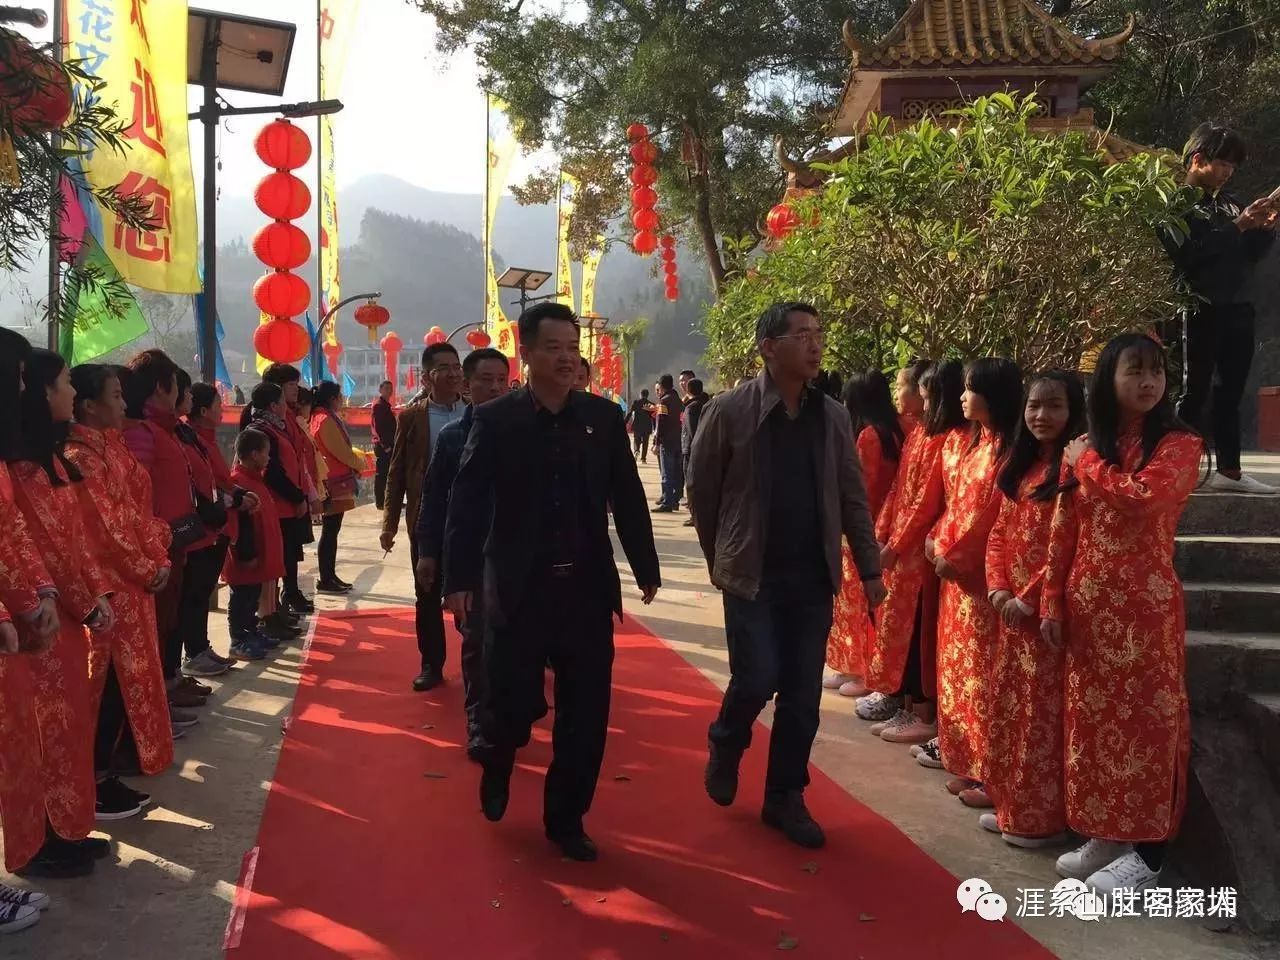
<box><xmin>199</xmin><ymin>21</ymin><xmax>219</xmax><ymax>383</ymax></box>
<box><xmin>315</xmin><ymin>0</ymin><xmax>324</xmax><ymax>332</ymax></box>
<box><xmin>483</xmin><ymin>94</ymin><xmax>490</xmax><ymax>329</ymax></box>
<box><xmin>45</xmin><ymin>0</ymin><xmax>64</xmax><ymax>351</ymax></box>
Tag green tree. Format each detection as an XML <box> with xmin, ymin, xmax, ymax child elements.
<box><xmin>704</xmin><ymin>95</ymin><xmax>1196</xmax><ymax>379</ymax></box>
<box><xmin>408</xmin><ymin>0</ymin><xmax>903</xmax><ymax>294</ymax></box>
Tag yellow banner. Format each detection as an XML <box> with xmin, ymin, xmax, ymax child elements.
<box><xmin>580</xmin><ymin>236</ymin><xmax>605</xmax><ymax>318</ymax></box>
<box><xmin>486</xmin><ymin>95</ymin><xmax>517</xmax><ymax>353</ymax></box>
<box><xmin>556</xmin><ymin>172</ymin><xmax>578</xmax><ymax>310</ymax></box>
<box><xmin>319</xmin><ymin>0</ymin><xmax>362</xmax><ymax>345</ymax></box>
<box><xmin>66</xmin><ymin>0</ymin><xmax>199</xmax><ymax>293</ymax></box>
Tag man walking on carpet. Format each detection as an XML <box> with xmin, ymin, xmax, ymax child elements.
<box><xmin>443</xmin><ymin>302</ymin><xmax>661</xmax><ymax>862</ymax></box>
<box><xmin>653</xmin><ymin>374</ymin><xmax>684</xmax><ymax>512</ymax></box>
<box><xmin>371</xmin><ymin>380</ymin><xmax>397</xmax><ymax>511</ymax></box>
<box><xmin>381</xmin><ymin>342</ymin><xmax>465</xmax><ymax>692</ymax></box>
<box><xmin>416</xmin><ymin>347</ymin><xmax>511</xmax><ymax>760</ymax></box>
<box><xmin>688</xmin><ymin>301</ymin><xmax>884</xmax><ymax>849</ymax></box>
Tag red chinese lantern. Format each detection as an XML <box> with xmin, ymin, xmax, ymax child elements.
<box><xmin>0</xmin><ymin>35</ymin><xmax>72</xmax><ymax>131</ymax></box>
<box><xmin>633</xmin><ymin>230</ymin><xmax>658</xmax><ymax>255</ymax></box>
<box><xmin>253</xmin><ymin>271</ymin><xmax>311</xmax><ymax>318</ymax></box>
<box><xmin>254</xmin><ymin>119</ymin><xmax>312</xmax><ymax>171</ymax></box>
<box><xmin>465</xmin><ymin>329</ymin><xmax>492</xmax><ymax>348</ymax></box>
<box><xmin>354</xmin><ymin>300</ymin><xmax>391</xmax><ymax>343</ymax></box>
<box><xmin>631</xmin><ymin>186</ymin><xmax>657</xmax><ymax>210</ymax></box>
<box><xmin>662</xmin><ymin>260</ymin><xmax>678</xmax><ymax>276</ymax></box>
<box><xmin>425</xmin><ymin>326</ymin><xmax>447</xmax><ymax>346</ymax></box>
<box><xmin>253</xmin><ymin>318</ymin><xmax>310</xmax><ymax>364</ymax></box>
<box><xmin>626</xmin><ymin>122</ymin><xmax>649</xmax><ymax>143</ymax></box>
<box><xmin>381</xmin><ymin>331</ymin><xmax>404</xmax><ymax>389</ymax></box>
<box><xmin>660</xmin><ymin>234</ymin><xmax>676</xmax><ymax>250</ymax></box>
<box><xmin>599</xmin><ymin>334</ymin><xmax>613</xmax><ymax>355</ymax></box>
<box><xmin>255</xmin><ymin>172</ymin><xmax>311</xmax><ymax>221</ymax></box>
<box><xmin>766</xmin><ymin>202</ymin><xmax>800</xmax><ymax>240</ymax></box>
<box><xmin>660</xmin><ymin>246</ymin><xmax>677</xmax><ymax>263</ymax></box>
<box><xmin>629</xmin><ymin>140</ymin><xmax>658</xmax><ymax>164</ymax></box>
<box><xmin>632</xmin><ymin>208</ymin><xmax>660</xmax><ymax>231</ymax></box>
<box><xmin>629</xmin><ymin>163</ymin><xmax>658</xmax><ymax>187</ymax></box>
<box><xmin>322</xmin><ymin>340</ymin><xmax>343</xmax><ymax>376</ymax></box>
<box><xmin>252</xmin><ymin>222</ymin><xmax>311</xmax><ymax>271</ymax></box>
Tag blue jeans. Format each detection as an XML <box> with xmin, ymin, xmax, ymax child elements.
<box><xmin>658</xmin><ymin>443</ymin><xmax>683</xmax><ymax>507</ymax></box>
<box><xmin>708</xmin><ymin>586</ymin><xmax>833</xmax><ymax>795</ymax></box>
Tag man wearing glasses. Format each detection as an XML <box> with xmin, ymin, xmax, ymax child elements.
<box><xmin>687</xmin><ymin>302</ymin><xmax>884</xmax><ymax>849</ymax></box>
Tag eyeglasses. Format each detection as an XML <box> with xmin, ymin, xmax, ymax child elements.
<box><xmin>771</xmin><ymin>329</ymin><xmax>825</xmax><ymax>347</ymax></box>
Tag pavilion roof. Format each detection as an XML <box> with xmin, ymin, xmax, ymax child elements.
<box><xmin>845</xmin><ymin>0</ymin><xmax>1134</xmax><ymax>71</ymax></box>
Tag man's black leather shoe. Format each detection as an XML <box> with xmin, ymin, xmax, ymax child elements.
<box><xmin>412</xmin><ymin>667</ymin><xmax>443</xmax><ymax>692</ymax></box>
<box><xmin>704</xmin><ymin>743</ymin><xmax>741</xmax><ymax>807</ymax></box>
<box><xmin>480</xmin><ymin>765</ymin><xmax>510</xmax><ymax>822</ymax></box>
<box><xmin>762</xmin><ymin>791</ymin><xmax>826</xmax><ymax>849</ymax></box>
<box><xmin>549</xmin><ymin>830</ymin><xmax>598</xmax><ymax>862</ymax></box>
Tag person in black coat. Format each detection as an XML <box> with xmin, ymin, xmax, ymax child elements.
<box><xmin>443</xmin><ymin>302</ymin><xmax>661</xmax><ymax>862</ymax></box>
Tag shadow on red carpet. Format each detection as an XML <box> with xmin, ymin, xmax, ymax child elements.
<box><xmin>227</xmin><ymin>607</ymin><xmax>1054</xmax><ymax>960</ymax></box>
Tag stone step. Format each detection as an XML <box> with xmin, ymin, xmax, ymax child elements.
<box><xmin>1183</xmin><ymin>582</ymin><xmax>1280</xmax><ymax>634</ymax></box>
<box><xmin>1242</xmin><ymin>693</ymin><xmax>1280</xmax><ymax>795</ymax></box>
<box><xmin>1176</xmin><ymin>536</ymin><xmax>1280</xmax><ymax>583</ymax></box>
<box><xmin>1185</xmin><ymin>632</ymin><xmax>1280</xmax><ymax>709</ymax></box>
<box><xmin>1181</xmin><ymin>491</ymin><xmax>1280</xmax><ymax>537</ymax></box>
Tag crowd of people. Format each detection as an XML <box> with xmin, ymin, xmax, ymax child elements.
<box><xmin>0</xmin><ymin>332</ymin><xmax>368</xmax><ymax>933</ymax></box>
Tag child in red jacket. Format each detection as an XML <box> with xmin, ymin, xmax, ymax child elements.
<box><xmin>222</xmin><ymin>429</ymin><xmax>285</xmax><ymax>661</ymax></box>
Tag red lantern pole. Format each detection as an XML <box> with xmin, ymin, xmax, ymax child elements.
<box><xmin>381</xmin><ymin>331</ymin><xmax>404</xmax><ymax>400</ymax></box>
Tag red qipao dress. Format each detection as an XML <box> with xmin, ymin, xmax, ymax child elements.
<box><xmin>0</xmin><ymin>463</ymin><xmax>60</xmax><ymax>871</ymax></box>
<box><xmin>4</xmin><ymin>458</ymin><xmax>111</xmax><ymax>865</ymax></box>
<box><xmin>933</xmin><ymin>428</ymin><xmax>1005</xmax><ymax>782</ymax></box>
<box><xmin>864</xmin><ymin>425</ymin><xmax>950</xmax><ymax>694</ymax></box>
<box><xmin>827</xmin><ymin>425</ymin><xmax>902</xmax><ymax>676</ymax></box>
<box><xmin>64</xmin><ymin>425</ymin><xmax>175</xmax><ymax>775</ymax></box>
<box><xmin>1043</xmin><ymin>427</ymin><xmax>1204</xmax><ymax>842</ymax></box>
<box><xmin>983</xmin><ymin>459</ymin><xmax>1069</xmax><ymax>837</ymax></box>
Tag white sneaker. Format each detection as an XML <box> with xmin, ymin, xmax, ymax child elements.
<box><xmin>0</xmin><ymin>902</ymin><xmax>40</xmax><ymax>935</ymax></box>
<box><xmin>978</xmin><ymin>813</ymin><xmax>1001</xmax><ymax>834</ymax></box>
<box><xmin>1056</xmin><ymin>838</ymin><xmax>1131</xmax><ymax>880</ymax></box>
<box><xmin>855</xmin><ymin>692</ymin><xmax>902</xmax><ymax>721</ymax></box>
<box><xmin>0</xmin><ymin>884</ymin><xmax>48</xmax><ymax>912</ymax></box>
<box><xmin>822</xmin><ymin>672</ymin><xmax>852</xmax><ymax>690</ymax></box>
<box><xmin>872</xmin><ymin>708</ymin><xmax>914</xmax><ymax>738</ymax></box>
<box><xmin>1206</xmin><ymin>472</ymin><xmax>1279</xmax><ymax>495</ymax></box>
<box><xmin>1085</xmin><ymin>850</ymin><xmax>1159</xmax><ymax>894</ymax></box>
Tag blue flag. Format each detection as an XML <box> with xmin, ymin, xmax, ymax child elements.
<box><xmin>342</xmin><ymin>371</ymin><xmax>357</xmax><ymax>397</ymax></box>
<box><xmin>192</xmin><ymin>288</ymin><xmax>231</xmax><ymax>388</ymax></box>
<box><xmin>302</xmin><ymin>313</ymin><xmax>327</xmax><ymax>386</ymax></box>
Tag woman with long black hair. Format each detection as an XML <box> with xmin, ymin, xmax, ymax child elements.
<box><xmin>3</xmin><ymin>348</ymin><xmax>115</xmax><ymax>877</ymax></box>
<box><xmin>310</xmin><ymin>380</ymin><xmax>367</xmax><ymax>593</ymax></box>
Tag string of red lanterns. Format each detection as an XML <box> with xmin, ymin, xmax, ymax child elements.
<box><xmin>380</xmin><ymin>331</ymin><xmax>403</xmax><ymax>397</ymax></box>
<box><xmin>251</xmin><ymin>119</ymin><xmax>313</xmax><ymax>363</ymax></box>
<box><xmin>660</xmin><ymin>233</ymin><xmax>679</xmax><ymax>301</ymax></box>
<box><xmin>424</xmin><ymin>325</ymin><xmax>447</xmax><ymax>346</ymax></box>
<box><xmin>627</xmin><ymin>123</ymin><xmax>660</xmax><ymax>256</ymax></box>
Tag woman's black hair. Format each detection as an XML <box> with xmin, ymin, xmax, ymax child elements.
<box><xmin>843</xmin><ymin>369</ymin><xmax>904</xmax><ymax>462</ymax></box>
<box><xmin>313</xmin><ymin>380</ymin><xmax>342</xmax><ymax>411</ymax></box>
<box><xmin>997</xmin><ymin>370</ymin><xmax>1087</xmax><ymax>501</ymax></box>
<box><xmin>963</xmin><ymin>357</ymin><xmax>1024</xmax><ymax>455</ymax></box>
<box><xmin>189</xmin><ymin>382</ymin><xmax>220</xmax><ymax>420</ymax></box>
<box><xmin>0</xmin><ymin>327</ymin><xmax>33</xmax><ymax>461</ymax></box>
<box><xmin>123</xmin><ymin>349</ymin><xmax>180</xmax><ymax>419</ymax></box>
<box><xmin>13</xmin><ymin>349</ymin><xmax>81</xmax><ymax>485</ymax></box>
<box><xmin>70</xmin><ymin>364</ymin><xmax>119</xmax><ymax>420</ymax></box>
<box><xmin>175</xmin><ymin>368</ymin><xmax>192</xmax><ymax>410</ymax></box>
<box><xmin>902</xmin><ymin>358</ymin><xmax>933</xmax><ymax>391</ymax></box>
<box><xmin>1088</xmin><ymin>333</ymin><xmax>1199</xmax><ymax>471</ymax></box>
<box><xmin>919</xmin><ymin>360</ymin><xmax>965</xmax><ymax>435</ymax></box>
<box><xmin>236</xmin><ymin>428</ymin><xmax>270</xmax><ymax>460</ymax></box>
<box><xmin>250</xmin><ymin>381</ymin><xmax>284</xmax><ymax>411</ymax></box>
<box><xmin>296</xmin><ymin>386</ymin><xmax>315</xmax><ymax>408</ymax></box>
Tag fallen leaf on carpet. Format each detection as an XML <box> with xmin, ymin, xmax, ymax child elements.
<box><xmin>490</xmin><ymin>899</ymin><xmax>501</xmax><ymax>908</ymax></box>
<box><xmin>660</xmin><ymin>933</ymin><xmax>670</xmax><ymax>943</ymax></box>
<box><xmin>801</xmin><ymin>861</ymin><xmax>818</xmax><ymax>875</ymax></box>
<box><xmin>777</xmin><ymin>932</ymin><xmax>799</xmax><ymax>950</ymax></box>
<box><xmin>614</xmin><ymin>774</ymin><xmax>632</xmax><ymax>782</ymax></box>
<box><xmin>561</xmin><ymin>898</ymin><xmax>572</xmax><ymax>907</ymax></box>
<box><xmin>421</xmin><ymin>723</ymin><xmax>435</xmax><ymax>730</ymax></box>
<box><xmin>858</xmin><ymin>913</ymin><xmax>876</xmax><ymax>922</ymax></box>
<box><xmin>595</xmin><ymin>896</ymin><xmax>607</xmax><ymax>903</ymax></box>
<box><xmin>423</xmin><ymin>772</ymin><xmax>448</xmax><ymax>779</ymax></box>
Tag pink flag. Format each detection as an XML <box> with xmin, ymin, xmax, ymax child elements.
<box><xmin>58</xmin><ymin>176</ymin><xmax>87</xmax><ymax>263</ymax></box>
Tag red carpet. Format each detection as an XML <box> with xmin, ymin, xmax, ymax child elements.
<box><xmin>228</xmin><ymin>608</ymin><xmax>1055</xmax><ymax>959</ymax></box>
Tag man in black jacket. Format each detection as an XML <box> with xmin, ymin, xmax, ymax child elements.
<box><xmin>680</xmin><ymin>379</ymin><xmax>709</xmax><ymax>528</ymax></box>
<box><xmin>371</xmin><ymin>380</ymin><xmax>397</xmax><ymax>510</ymax></box>
<box><xmin>1164</xmin><ymin>122</ymin><xmax>1278</xmax><ymax>494</ymax></box>
<box><xmin>443</xmin><ymin>302</ymin><xmax>661</xmax><ymax>862</ymax></box>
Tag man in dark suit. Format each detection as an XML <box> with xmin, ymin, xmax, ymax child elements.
<box><xmin>443</xmin><ymin>302</ymin><xmax>661</xmax><ymax>862</ymax></box>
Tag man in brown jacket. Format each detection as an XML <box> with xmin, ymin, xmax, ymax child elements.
<box><xmin>381</xmin><ymin>342</ymin><xmax>465</xmax><ymax>691</ymax></box>
<box><xmin>687</xmin><ymin>301</ymin><xmax>884</xmax><ymax>849</ymax></box>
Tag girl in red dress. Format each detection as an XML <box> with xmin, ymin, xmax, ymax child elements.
<box><xmin>861</xmin><ymin>361</ymin><xmax>965</xmax><ymax>746</ymax></box>
<box><xmin>66</xmin><ymin>364</ymin><xmax>175</xmax><ymax>818</ymax></box>
<box><xmin>929</xmin><ymin>358</ymin><xmax>1023</xmax><ymax>794</ymax></box>
<box><xmin>826</xmin><ymin>370</ymin><xmax>906</xmax><ymax>698</ymax></box>
<box><xmin>981</xmin><ymin>370</ymin><xmax>1085</xmax><ymax>846</ymax></box>
<box><xmin>1042</xmin><ymin>333</ymin><xmax>1205</xmax><ymax>893</ymax></box>
<box><xmin>4</xmin><ymin>349</ymin><xmax>116</xmax><ymax>877</ymax></box>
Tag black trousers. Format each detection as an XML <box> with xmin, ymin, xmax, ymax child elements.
<box><xmin>459</xmin><ymin>599</ymin><xmax>487</xmax><ymax>741</ymax></box>
<box><xmin>153</xmin><ymin>549</ymin><xmax>186</xmax><ymax>681</ymax></box>
<box><xmin>317</xmin><ymin>513</ymin><xmax>344</xmax><ymax>581</ymax></box>
<box><xmin>632</xmin><ymin>432</ymin><xmax>650</xmax><ymax>462</ymax></box>
<box><xmin>709</xmin><ymin>585</ymin><xmax>833</xmax><ymax>797</ymax></box>
<box><xmin>228</xmin><ymin>583</ymin><xmax>263</xmax><ymax>638</ymax></box>
<box><xmin>179</xmin><ymin>540</ymin><xmax>228</xmax><ymax>660</ymax></box>
<box><xmin>94</xmin><ymin>663</ymin><xmax>127</xmax><ymax>775</ymax></box>
<box><xmin>374</xmin><ymin>447</ymin><xmax>390</xmax><ymax>510</ymax></box>
<box><xmin>280</xmin><ymin>517</ymin><xmax>302</xmax><ymax>596</ymax></box>
<box><xmin>408</xmin><ymin>538</ymin><xmax>446</xmax><ymax>672</ymax></box>
<box><xmin>1178</xmin><ymin>304</ymin><xmax>1255</xmax><ymax>474</ymax></box>
<box><xmin>891</xmin><ymin>598</ymin><xmax>929</xmax><ymax>702</ymax></box>
<box><xmin>481</xmin><ymin>568</ymin><xmax>614</xmax><ymax>835</ymax></box>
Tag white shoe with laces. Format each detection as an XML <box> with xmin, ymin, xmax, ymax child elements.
<box><xmin>872</xmin><ymin>709</ymin><xmax>915</xmax><ymax>738</ymax></box>
<box><xmin>855</xmin><ymin>692</ymin><xmax>902</xmax><ymax>722</ymax></box>
<box><xmin>0</xmin><ymin>902</ymin><xmax>40</xmax><ymax>936</ymax></box>
<box><xmin>1056</xmin><ymin>838</ymin><xmax>1131</xmax><ymax>880</ymax></box>
<box><xmin>822</xmin><ymin>672</ymin><xmax>851</xmax><ymax>690</ymax></box>
<box><xmin>1085</xmin><ymin>850</ymin><xmax>1160</xmax><ymax>894</ymax></box>
<box><xmin>1206</xmin><ymin>472</ymin><xmax>1279</xmax><ymax>495</ymax></box>
<box><xmin>0</xmin><ymin>884</ymin><xmax>48</xmax><ymax>913</ymax></box>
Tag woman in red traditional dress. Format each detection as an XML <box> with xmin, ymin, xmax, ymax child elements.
<box><xmin>860</xmin><ymin>361</ymin><xmax>965</xmax><ymax>746</ymax></box>
<box><xmin>928</xmin><ymin>358</ymin><xmax>1023</xmax><ymax>798</ymax></box>
<box><xmin>825</xmin><ymin>370</ymin><xmax>906</xmax><ymax>698</ymax></box>
<box><xmin>4</xmin><ymin>348</ymin><xmax>116</xmax><ymax>877</ymax></box>
<box><xmin>1042</xmin><ymin>333</ymin><xmax>1205</xmax><ymax>894</ymax></box>
<box><xmin>66</xmin><ymin>364</ymin><xmax>175</xmax><ymax>819</ymax></box>
<box><xmin>981</xmin><ymin>371</ymin><xmax>1085</xmax><ymax>847</ymax></box>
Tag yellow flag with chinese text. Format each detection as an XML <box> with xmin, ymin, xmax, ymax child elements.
<box><xmin>65</xmin><ymin>0</ymin><xmax>199</xmax><ymax>293</ymax></box>
<box><xmin>486</xmin><ymin>95</ymin><xmax>518</xmax><ymax>357</ymax></box>
<box><xmin>580</xmin><ymin>237</ymin><xmax>605</xmax><ymax>318</ymax></box>
<box><xmin>319</xmin><ymin>0</ymin><xmax>362</xmax><ymax>344</ymax></box>
<box><xmin>556</xmin><ymin>172</ymin><xmax>578</xmax><ymax>311</ymax></box>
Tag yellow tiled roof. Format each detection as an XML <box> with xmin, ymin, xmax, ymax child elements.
<box><xmin>846</xmin><ymin>0</ymin><xmax>1134</xmax><ymax>70</ymax></box>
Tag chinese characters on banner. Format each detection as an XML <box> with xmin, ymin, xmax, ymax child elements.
<box><xmin>485</xmin><ymin>94</ymin><xmax>518</xmax><ymax>360</ymax></box>
<box><xmin>579</xmin><ymin>237</ymin><xmax>605</xmax><ymax>318</ymax></box>
<box><xmin>555</xmin><ymin>171</ymin><xmax>578</xmax><ymax>310</ymax></box>
<box><xmin>66</xmin><ymin>0</ymin><xmax>200</xmax><ymax>293</ymax></box>
<box><xmin>318</xmin><ymin>0</ymin><xmax>361</xmax><ymax>346</ymax></box>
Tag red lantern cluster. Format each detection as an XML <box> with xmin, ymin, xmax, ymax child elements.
<box><xmin>252</xmin><ymin>119</ymin><xmax>312</xmax><ymax>363</ymax></box>
<box><xmin>465</xmin><ymin>328</ymin><xmax>492</xmax><ymax>348</ymax></box>
<box><xmin>597</xmin><ymin>335</ymin><xmax>624</xmax><ymax>394</ymax></box>
<box><xmin>0</xmin><ymin>34</ymin><xmax>73</xmax><ymax>132</ymax></box>
<box><xmin>322</xmin><ymin>340</ymin><xmax>343</xmax><ymax>377</ymax></box>
<box><xmin>355</xmin><ymin>300</ymin><xmax>391</xmax><ymax>343</ymax></box>
<box><xmin>766</xmin><ymin>202</ymin><xmax>800</xmax><ymax>241</ymax></box>
<box><xmin>627</xmin><ymin>123</ymin><xmax>660</xmax><ymax>256</ymax></box>
<box><xmin>660</xmin><ymin>234</ymin><xmax>679</xmax><ymax>301</ymax></box>
<box><xmin>381</xmin><ymin>331</ymin><xmax>404</xmax><ymax>397</ymax></box>
<box><xmin>424</xmin><ymin>326</ymin><xmax>447</xmax><ymax>346</ymax></box>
